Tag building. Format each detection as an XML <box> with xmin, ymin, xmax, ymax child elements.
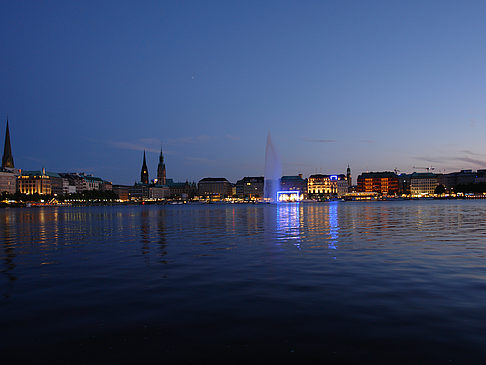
<box><xmin>198</xmin><ymin>178</ymin><xmax>233</xmax><ymax>198</ymax></box>
<box><xmin>357</xmin><ymin>172</ymin><xmax>399</xmax><ymax>196</ymax></box>
<box><xmin>2</xmin><ymin>119</ymin><xmax>14</xmax><ymax>170</ymax></box>
<box><xmin>112</xmin><ymin>185</ymin><xmax>130</xmax><ymax>201</ymax></box>
<box><xmin>166</xmin><ymin>179</ymin><xmax>196</xmax><ymax>199</ymax></box>
<box><xmin>280</xmin><ymin>175</ymin><xmax>307</xmax><ymax>196</ymax></box>
<box><xmin>17</xmin><ymin>169</ymin><xmax>61</xmax><ymax>195</ymax></box>
<box><xmin>235</xmin><ymin>176</ymin><xmax>264</xmax><ymax>199</ymax></box>
<box><xmin>156</xmin><ymin>146</ymin><xmax>166</xmax><ymax>185</ymax></box>
<box><xmin>141</xmin><ymin>151</ymin><xmax>149</xmax><ymax>184</ymax></box>
<box><xmin>410</xmin><ymin>172</ymin><xmax>438</xmax><ymax>197</ymax></box>
<box><xmin>308</xmin><ymin>174</ymin><xmax>348</xmax><ymax>199</ymax></box>
<box><xmin>0</xmin><ymin>170</ymin><xmax>17</xmax><ymax>194</ymax></box>
<box><xmin>149</xmin><ymin>185</ymin><xmax>170</xmax><ymax>200</ymax></box>
<box><xmin>129</xmin><ymin>184</ymin><xmax>150</xmax><ymax>200</ymax></box>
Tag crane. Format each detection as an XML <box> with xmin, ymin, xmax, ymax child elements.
<box><xmin>413</xmin><ymin>166</ymin><xmax>435</xmax><ymax>172</ymax></box>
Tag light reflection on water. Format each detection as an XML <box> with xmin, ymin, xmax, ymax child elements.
<box><xmin>1</xmin><ymin>202</ymin><xmax>486</xmax><ymax>362</ymax></box>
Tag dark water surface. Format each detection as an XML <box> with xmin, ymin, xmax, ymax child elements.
<box><xmin>1</xmin><ymin>201</ymin><xmax>486</xmax><ymax>363</ymax></box>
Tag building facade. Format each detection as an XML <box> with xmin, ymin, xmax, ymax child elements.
<box><xmin>410</xmin><ymin>173</ymin><xmax>438</xmax><ymax>197</ymax></box>
<box><xmin>357</xmin><ymin>172</ymin><xmax>399</xmax><ymax>195</ymax></box>
<box><xmin>280</xmin><ymin>175</ymin><xmax>307</xmax><ymax>195</ymax></box>
<box><xmin>198</xmin><ymin>178</ymin><xmax>233</xmax><ymax>198</ymax></box>
<box><xmin>0</xmin><ymin>170</ymin><xmax>17</xmax><ymax>194</ymax></box>
<box><xmin>235</xmin><ymin>176</ymin><xmax>264</xmax><ymax>199</ymax></box>
<box><xmin>308</xmin><ymin>174</ymin><xmax>348</xmax><ymax>199</ymax></box>
<box><xmin>17</xmin><ymin>169</ymin><xmax>61</xmax><ymax>195</ymax></box>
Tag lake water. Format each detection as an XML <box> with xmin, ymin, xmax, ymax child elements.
<box><xmin>1</xmin><ymin>201</ymin><xmax>486</xmax><ymax>363</ymax></box>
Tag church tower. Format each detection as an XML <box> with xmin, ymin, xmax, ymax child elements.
<box><xmin>141</xmin><ymin>150</ymin><xmax>149</xmax><ymax>184</ymax></box>
<box><xmin>157</xmin><ymin>145</ymin><xmax>166</xmax><ymax>185</ymax></box>
<box><xmin>346</xmin><ymin>164</ymin><xmax>352</xmax><ymax>188</ymax></box>
<box><xmin>2</xmin><ymin>119</ymin><xmax>14</xmax><ymax>169</ymax></box>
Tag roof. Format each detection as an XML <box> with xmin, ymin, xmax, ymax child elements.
<box><xmin>359</xmin><ymin>172</ymin><xmax>397</xmax><ymax>178</ymax></box>
<box><xmin>199</xmin><ymin>177</ymin><xmax>230</xmax><ymax>183</ymax></box>
<box><xmin>21</xmin><ymin>170</ymin><xmax>61</xmax><ymax>178</ymax></box>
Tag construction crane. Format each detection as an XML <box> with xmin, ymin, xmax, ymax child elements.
<box><xmin>413</xmin><ymin>166</ymin><xmax>435</xmax><ymax>172</ymax></box>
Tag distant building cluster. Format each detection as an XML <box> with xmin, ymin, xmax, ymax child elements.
<box><xmin>0</xmin><ymin>120</ymin><xmax>112</xmax><ymax>197</ymax></box>
<box><xmin>2</xmin><ymin>118</ymin><xmax>486</xmax><ymax>202</ymax></box>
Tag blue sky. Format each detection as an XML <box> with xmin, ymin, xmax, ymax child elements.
<box><xmin>1</xmin><ymin>0</ymin><xmax>486</xmax><ymax>184</ymax></box>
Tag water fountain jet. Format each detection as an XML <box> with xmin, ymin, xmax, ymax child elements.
<box><xmin>264</xmin><ymin>132</ymin><xmax>282</xmax><ymax>202</ymax></box>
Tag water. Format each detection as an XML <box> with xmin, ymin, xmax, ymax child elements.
<box><xmin>264</xmin><ymin>132</ymin><xmax>281</xmax><ymax>202</ymax></box>
<box><xmin>1</xmin><ymin>201</ymin><xmax>486</xmax><ymax>363</ymax></box>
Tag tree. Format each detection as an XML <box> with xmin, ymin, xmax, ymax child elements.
<box><xmin>434</xmin><ymin>184</ymin><xmax>446</xmax><ymax>195</ymax></box>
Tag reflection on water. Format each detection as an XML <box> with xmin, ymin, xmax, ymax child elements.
<box><xmin>328</xmin><ymin>202</ymin><xmax>339</xmax><ymax>256</ymax></box>
<box><xmin>1</xmin><ymin>202</ymin><xmax>486</xmax><ymax>363</ymax></box>
<box><xmin>276</xmin><ymin>203</ymin><xmax>301</xmax><ymax>246</ymax></box>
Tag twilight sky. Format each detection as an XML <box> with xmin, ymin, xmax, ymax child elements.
<box><xmin>1</xmin><ymin>0</ymin><xmax>486</xmax><ymax>184</ymax></box>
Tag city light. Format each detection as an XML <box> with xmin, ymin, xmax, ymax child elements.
<box><xmin>276</xmin><ymin>190</ymin><xmax>303</xmax><ymax>202</ymax></box>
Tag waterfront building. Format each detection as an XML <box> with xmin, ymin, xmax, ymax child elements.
<box><xmin>398</xmin><ymin>173</ymin><xmax>411</xmax><ymax>196</ymax></box>
<box><xmin>410</xmin><ymin>172</ymin><xmax>439</xmax><ymax>197</ymax></box>
<box><xmin>149</xmin><ymin>185</ymin><xmax>170</xmax><ymax>200</ymax></box>
<box><xmin>166</xmin><ymin>179</ymin><xmax>196</xmax><ymax>199</ymax></box>
<box><xmin>156</xmin><ymin>146</ymin><xmax>166</xmax><ymax>185</ymax></box>
<box><xmin>357</xmin><ymin>172</ymin><xmax>399</xmax><ymax>196</ymax></box>
<box><xmin>112</xmin><ymin>185</ymin><xmax>130</xmax><ymax>201</ymax></box>
<box><xmin>129</xmin><ymin>184</ymin><xmax>150</xmax><ymax>200</ymax></box>
<box><xmin>0</xmin><ymin>170</ymin><xmax>17</xmax><ymax>194</ymax></box>
<box><xmin>280</xmin><ymin>174</ymin><xmax>307</xmax><ymax>196</ymax></box>
<box><xmin>141</xmin><ymin>151</ymin><xmax>149</xmax><ymax>185</ymax></box>
<box><xmin>308</xmin><ymin>174</ymin><xmax>348</xmax><ymax>199</ymax></box>
<box><xmin>235</xmin><ymin>176</ymin><xmax>264</xmax><ymax>199</ymax></box>
<box><xmin>17</xmin><ymin>169</ymin><xmax>61</xmax><ymax>195</ymax></box>
<box><xmin>198</xmin><ymin>177</ymin><xmax>233</xmax><ymax>198</ymax></box>
<box><xmin>2</xmin><ymin>119</ymin><xmax>14</xmax><ymax>170</ymax></box>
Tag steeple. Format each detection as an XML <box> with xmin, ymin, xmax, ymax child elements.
<box><xmin>157</xmin><ymin>144</ymin><xmax>166</xmax><ymax>185</ymax></box>
<box><xmin>141</xmin><ymin>150</ymin><xmax>149</xmax><ymax>184</ymax></box>
<box><xmin>346</xmin><ymin>164</ymin><xmax>352</xmax><ymax>188</ymax></box>
<box><xmin>2</xmin><ymin>119</ymin><xmax>14</xmax><ymax>169</ymax></box>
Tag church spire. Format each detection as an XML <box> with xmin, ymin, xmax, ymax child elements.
<box><xmin>141</xmin><ymin>150</ymin><xmax>149</xmax><ymax>184</ymax></box>
<box><xmin>157</xmin><ymin>144</ymin><xmax>166</xmax><ymax>185</ymax></box>
<box><xmin>2</xmin><ymin>119</ymin><xmax>14</xmax><ymax>169</ymax></box>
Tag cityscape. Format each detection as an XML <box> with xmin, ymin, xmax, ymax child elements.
<box><xmin>1</xmin><ymin>119</ymin><xmax>485</xmax><ymax>205</ymax></box>
<box><xmin>3</xmin><ymin>2</ymin><xmax>486</xmax><ymax>363</ymax></box>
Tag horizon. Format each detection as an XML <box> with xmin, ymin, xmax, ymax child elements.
<box><xmin>2</xmin><ymin>1</ymin><xmax>486</xmax><ymax>184</ymax></box>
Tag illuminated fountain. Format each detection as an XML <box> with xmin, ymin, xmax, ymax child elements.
<box><xmin>264</xmin><ymin>132</ymin><xmax>282</xmax><ymax>202</ymax></box>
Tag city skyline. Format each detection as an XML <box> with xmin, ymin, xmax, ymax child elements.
<box><xmin>2</xmin><ymin>1</ymin><xmax>486</xmax><ymax>185</ymax></box>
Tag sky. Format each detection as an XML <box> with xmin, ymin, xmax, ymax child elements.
<box><xmin>1</xmin><ymin>0</ymin><xmax>486</xmax><ymax>185</ymax></box>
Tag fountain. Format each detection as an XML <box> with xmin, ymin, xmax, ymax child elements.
<box><xmin>264</xmin><ymin>132</ymin><xmax>282</xmax><ymax>202</ymax></box>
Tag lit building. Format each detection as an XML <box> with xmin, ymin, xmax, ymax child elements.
<box><xmin>166</xmin><ymin>179</ymin><xmax>196</xmax><ymax>200</ymax></box>
<box><xmin>410</xmin><ymin>172</ymin><xmax>438</xmax><ymax>197</ymax></box>
<box><xmin>198</xmin><ymin>178</ymin><xmax>233</xmax><ymax>198</ymax></box>
<box><xmin>346</xmin><ymin>165</ymin><xmax>352</xmax><ymax>190</ymax></box>
<box><xmin>277</xmin><ymin>190</ymin><xmax>303</xmax><ymax>202</ymax></box>
<box><xmin>112</xmin><ymin>185</ymin><xmax>130</xmax><ymax>201</ymax></box>
<box><xmin>357</xmin><ymin>172</ymin><xmax>399</xmax><ymax>196</ymax></box>
<box><xmin>308</xmin><ymin>174</ymin><xmax>348</xmax><ymax>199</ymax></box>
<box><xmin>0</xmin><ymin>170</ymin><xmax>16</xmax><ymax>194</ymax></box>
<box><xmin>235</xmin><ymin>176</ymin><xmax>264</xmax><ymax>199</ymax></box>
<box><xmin>18</xmin><ymin>169</ymin><xmax>61</xmax><ymax>195</ymax></box>
<box><xmin>280</xmin><ymin>174</ymin><xmax>307</xmax><ymax>196</ymax></box>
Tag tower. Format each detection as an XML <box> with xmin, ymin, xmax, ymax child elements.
<box><xmin>141</xmin><ymin>150</ymin><xmax>149</xmax><ymax>184</ymax></box>
<box><xmin>157</xmin><ymin>145</ymin><xmax>166</xmax><ymax>185</ymax></box>
<box><xmin>346</xmin><ymin>164</ymin><xmax>352</xmax><ymax>188</ymax></box>
<box><xmin>2</xmin><ymin>119</ymin><xmax>14</xmax><ymax>169</ymax></box>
